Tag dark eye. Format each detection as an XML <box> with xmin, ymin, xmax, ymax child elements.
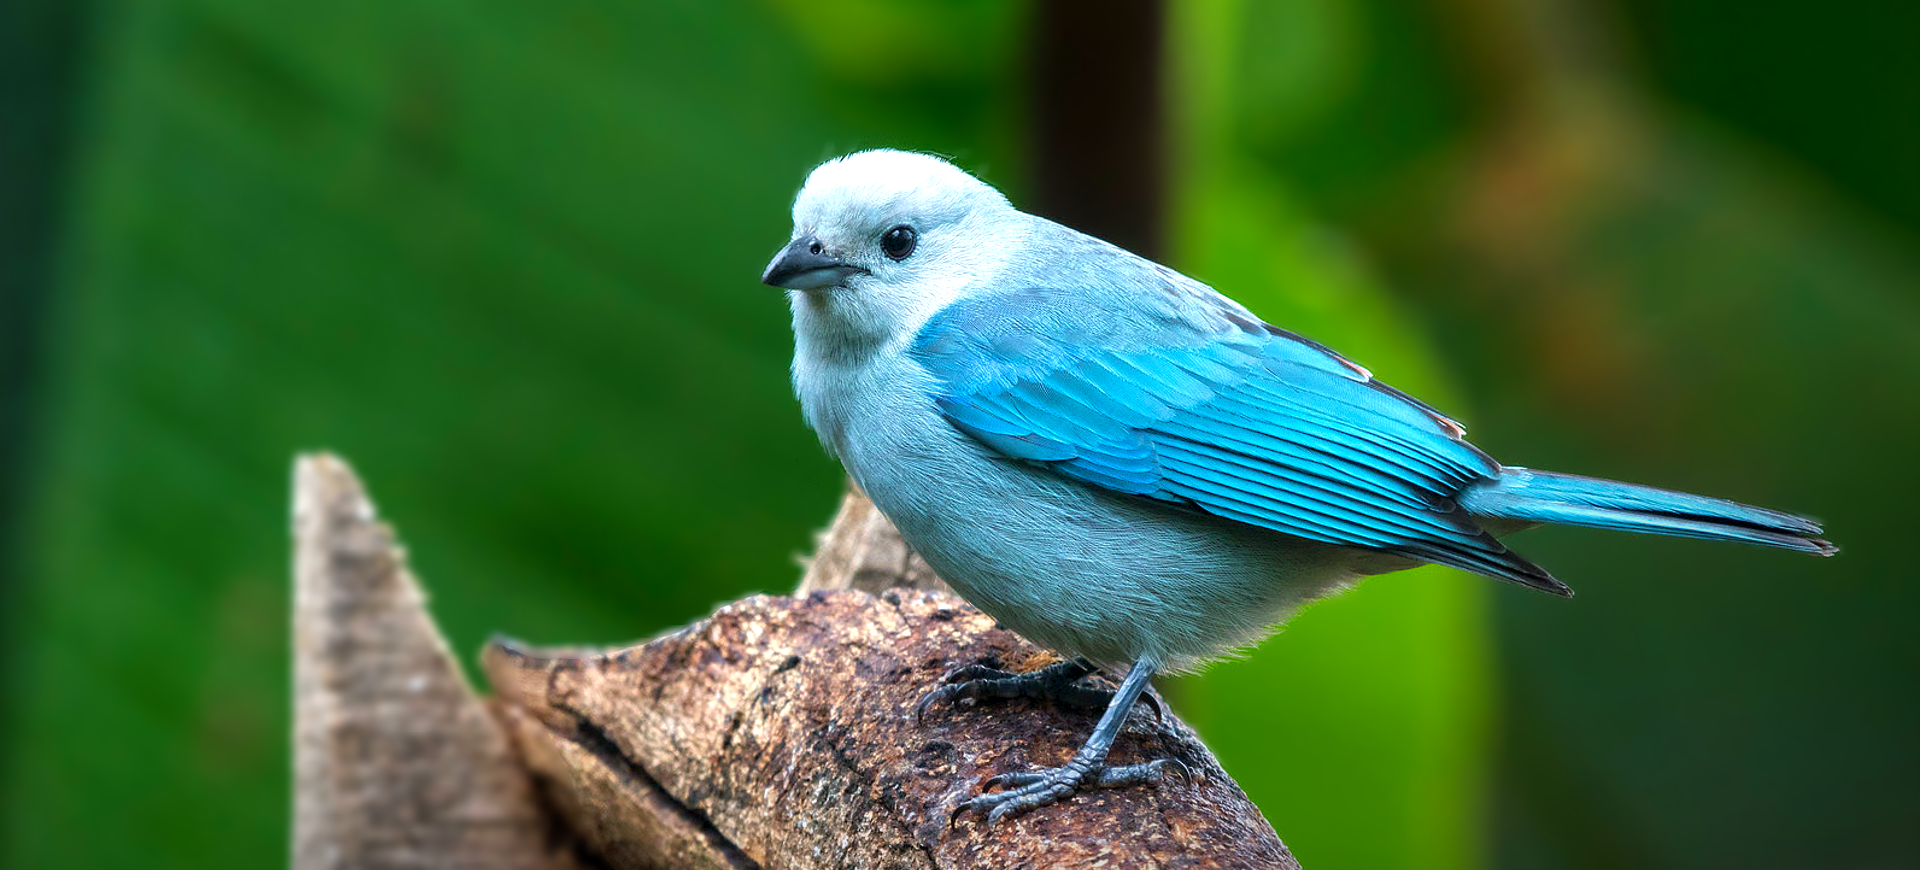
<box><xmin>880</xmin><ymin>224</ymin><xmax>917</xmax><ymax>261</ymax></box>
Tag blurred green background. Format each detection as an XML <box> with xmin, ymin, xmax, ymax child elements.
<box><xmin>3</xmin><ymin>1</ymin><xmax>1913</xmax><ymax>868</ymax></box>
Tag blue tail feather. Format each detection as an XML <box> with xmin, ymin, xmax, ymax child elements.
<box><xmin>1460</xmin><ymin>467</ymin><xmax>1836</xmax><ymax>556</ymax></box>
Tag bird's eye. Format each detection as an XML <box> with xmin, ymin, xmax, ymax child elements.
<box><xmin>880</xmin><ymin>225</ymin><xmax>917</xmax><ymax>261</ymax></box>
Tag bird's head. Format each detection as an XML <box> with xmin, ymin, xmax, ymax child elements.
<box><xmin>764</xmin><ymin>150</ymin><xmax>1022</xmax><ymax>352</ymax></box>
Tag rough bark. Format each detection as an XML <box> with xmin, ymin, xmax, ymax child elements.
<box><xmin>490</xmin><ymin>588</ymin><xmax>1297</xmax><ymax>869</ymax></box>
<box><xmin>293</xmin><ymin>454</ymin><xmax>1299</xmax><ymax>868</ymax></box>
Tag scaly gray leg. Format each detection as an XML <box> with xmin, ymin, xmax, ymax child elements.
<box><xmin>915</xmin><ymin>658</ymin><xmax>1109</xmax><ymax>721</ymax></box>
<box><xmin>955</xmin><ymin>656</ymin><xmax>1185</xmax><ymax>826</ymax></box>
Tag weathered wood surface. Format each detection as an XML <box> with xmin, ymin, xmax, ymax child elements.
<box><xmin>292</xmin><ymin>454</ymin><xmax>577</xmax><ymax>870</ymax></box>
<box><xmin>489</xmin><ymin>590</ymin><xmax>1297</xmax><ymax>869</ymax></box>
<box><xmin>293</xmin><ymin>454</ymin><xmax>1299</xmax><ymax>868</ymax></box>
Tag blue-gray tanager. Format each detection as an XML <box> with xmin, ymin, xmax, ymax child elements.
<box><xmin>760</xmin><ymin>149</ymin><xmax>1833</xmax><ymax>824</ymax></box>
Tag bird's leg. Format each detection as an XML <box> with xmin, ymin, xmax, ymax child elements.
<box><xmin>955</xmin><ymin>656</ymin><xmax>1183</xmax><ymax>826</ymax></box>
<box><xmin>915</xmin><ymin>657</ymin><xmax>1112</xmax><ymax>721</ymax></box>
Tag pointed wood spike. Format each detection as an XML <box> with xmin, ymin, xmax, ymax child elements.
<box><xmin>292</xmin><ymin>453</ymin><xmax>576</xmax><ymax>870</ymax></box>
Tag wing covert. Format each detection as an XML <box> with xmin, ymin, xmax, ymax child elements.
<box><xmin>911</xmin><ymin>284</ymin><xmax>1565</xmax><ymax>592</ymax></box>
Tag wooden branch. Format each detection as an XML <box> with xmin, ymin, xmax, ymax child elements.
<box><xmin>293</xmin><ymin>454</ymin><xmax>1299</xmax><ymax>868</ymax></box>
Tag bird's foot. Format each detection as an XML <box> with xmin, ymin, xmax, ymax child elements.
<box><xmin>957</xmin><ymin>757</ymin><xmax>1189</xmax><ymax>826</ymax></box>
<box><xmin>915</xmin><ymin>658</ymin><xmax>1116</xmax><ymax>721</ymax></box>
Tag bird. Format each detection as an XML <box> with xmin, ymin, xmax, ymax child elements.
<box><xmin>759</xmin><ymin>148</ymin><xmax>1833</xmax><ymax>826</ymax></box>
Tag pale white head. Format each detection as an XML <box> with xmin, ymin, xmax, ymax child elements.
<box><xmin>763</xmin><ymin>150</ymin><xmax>1025</xmax><ymax>357</ymax></box>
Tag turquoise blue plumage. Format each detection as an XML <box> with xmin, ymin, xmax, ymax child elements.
<box><xmin>761</xmin><ymin>149</ymin><xmax>1833</xmax><ymax>824</ymax></box>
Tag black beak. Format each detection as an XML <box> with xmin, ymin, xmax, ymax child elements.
<box><xmin>761</xmin><ymin>236</ymin><xmax>867</xmax><ymax>289</ymax></box>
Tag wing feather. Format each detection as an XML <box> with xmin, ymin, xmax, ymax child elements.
<box><xmin>911</xmin><ymin>284</ymin><xmax>1567</xmax><ymax>593</ymax></box>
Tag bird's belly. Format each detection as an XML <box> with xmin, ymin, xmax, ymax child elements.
<box><xmin>842</xmin><ymin>417</ymin><xmax>1362</xmax><ymax>673</ymax></box>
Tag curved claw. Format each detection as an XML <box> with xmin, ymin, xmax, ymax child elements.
<box><xmin>913</xmin><ymin>685</ymin><xmax>954</xmax><ymax>723</ymax></box>
<box><xmin>1137</xmin><ymin>756</ymin><xmax>1191</xmax><ymax>788</ymax></box>
<box><xmin>1140</xmin><ymin>688</ymin><xmax>1165</xmax><ymax>723</ymax></box>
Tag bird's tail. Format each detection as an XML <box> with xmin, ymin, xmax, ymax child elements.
<box><xmin>1459</xmin><ymin>467</ymin><xmax>1836</xmax><ymax>556</ymax></box>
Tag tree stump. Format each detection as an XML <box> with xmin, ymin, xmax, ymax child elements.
<box><xmin>292</xmin><ymin>454</ymin><xmax>1299</xmax><ymax>869</ymax></box>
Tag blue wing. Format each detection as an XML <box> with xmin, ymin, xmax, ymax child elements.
<box><xmin>910</xmin><ymin>281</ymin><xmax>1568</xmax><ymax>594</ymax></box>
